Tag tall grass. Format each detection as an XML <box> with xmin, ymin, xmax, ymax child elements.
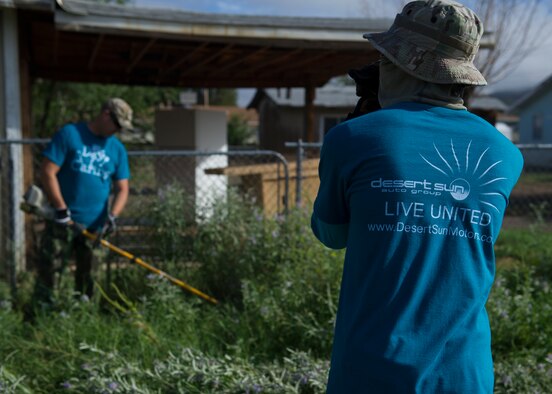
<box><xmin>0</xmin><ymin>191</ymin><xmax>551</xmax><ymax>393</ymax></box>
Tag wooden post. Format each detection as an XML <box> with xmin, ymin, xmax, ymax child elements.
<box><xmin>304</xmin><ymin>84</ymin><xmax>315</xmax><ymax>142</ymax></box>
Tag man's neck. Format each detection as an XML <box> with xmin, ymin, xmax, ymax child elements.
<box><xmin>87</xmin><ymin>119</ymin><xmax>102</xmax><ymax>137</ymax></box>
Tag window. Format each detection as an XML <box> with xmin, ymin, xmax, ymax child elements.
<box><xmin>533</xmin><ymin>113</ymin><xmax>543</xmax><ymax>141</ymax></box>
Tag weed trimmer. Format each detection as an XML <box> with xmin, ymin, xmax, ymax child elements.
<box><xmin>21</xmin><ymin>185</ymin><xmax>218</xmax><ymax>305</ymax></box>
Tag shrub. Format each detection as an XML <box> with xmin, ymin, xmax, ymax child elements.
<box><xmin>1</xmin><ymin>199</ymin><xmax>552</xmax><ymax>393</ymax></box>
<box><xmin>228</xmin><ymin>113</ymin><xmax>254</xmax><ymax>146</ymax></box>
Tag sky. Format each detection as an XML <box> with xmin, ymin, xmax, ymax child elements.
<box><xmin>134</xmin><ymin>0</ymin><xmax>552</xmax><ymax>104</ymax></box>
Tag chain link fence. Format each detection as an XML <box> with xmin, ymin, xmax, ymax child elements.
<box><xmin>0</xmin><ymin>140</ymin><xmax>290</xmax><ymax>287</ymax></box>
<box><xmin>1</xmin><ymin>139</ymin><xmax>552</xmax><ymax>288</ymax></box>
<box><xmin>508</xmin><ymin>145</ymin><xmax>552</xmax><ymax>223</ymax></box>
<box><xmin>284</xmin><ymin>140</ymin><xmax>323</xmax><ymax>208</ymax></box>
<box><xmin>285</xmin><ymin>140</ymin><xmax>552</xmax><ymax>228</ymax></box>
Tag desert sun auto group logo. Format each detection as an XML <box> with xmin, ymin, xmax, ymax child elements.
<box><xmin>420</xmin><ymin>140</ymin><xmax>506</xmax><ymax>211</ymax></box>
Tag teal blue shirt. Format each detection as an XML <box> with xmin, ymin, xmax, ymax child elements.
<box><xmin>312</xmin><ymin>103</ymin><xmax>523</xmax><ymax>393</ymax></box>
<box><xmin>43</xmin><ymin>122</ymin><xmax>129</xmax><ymax>230</ymax></box>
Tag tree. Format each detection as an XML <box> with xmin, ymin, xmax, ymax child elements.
<box><xmin>31</xmin><ymin>80</ymin><xmax>182</xmax><ymax>137</ymax></box>
<box><xmin>194</xmin><ymin>88</ymin><xmax>237</xmax><ymax>106</ymax></box>
<box><xmin>472</xmin><ymin>0</ymin><xmax>550</xmax><ymax>85</ymax></box>
<box><xmin>227</xmin><ymin>113</ymin><xmax>253</xmax><ymax>146</ymax></box>
<box><xmin>31</xmin><ymin>81</ymin><xmax>238</xmax><ymax>139</ymax></box>
<box><xmin>359</xmin><ymin>0</ymin><xmax>551</xmax><ymax>86</ymax></box>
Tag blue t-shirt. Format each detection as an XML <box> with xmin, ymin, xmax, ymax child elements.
<box><xmin>312</xmin><ymin>103</ymin><xmax>523</xmax><ymax>394</ymax></box>
<box><xmin>43</xmin><ymin>122</ymin><xmax>130</xmax><ymax>230</ymax></box>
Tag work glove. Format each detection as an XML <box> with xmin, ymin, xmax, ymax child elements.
<box><xmin>102</xmin><ymin>214</ymin><xmax>117</xmax><ymax>237</ymax></box>
<box><xmin>52</xmin><ymin>208</ymin><xmax>82</xmax><ymax>239</ymax></box>
<box><xmin>54</xmin><ymin>208</ymin><xmax>72</xmax><ymax>225</ymax></box>
<box><xmin>92</xmin><ymin>214</ymin><xmax>117</xmax><ymax>248</ymax></box>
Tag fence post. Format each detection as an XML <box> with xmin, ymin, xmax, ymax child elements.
<box><xmin>1</xmin><ymin>10</ymin><xmax>25</xmax><ymax>288</ymax></box>
<box><xmin>296</xmin><ymin>139</ymin><xmax>304</xmax><ymax>207</ymax></box>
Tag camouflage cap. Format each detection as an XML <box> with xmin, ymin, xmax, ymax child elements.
<box><xmin>363</xmin><ymin>0</ymin><xmax>486</xmax><ymax>86</ymax></box>
<box><xmin>105</xmin><ymin>98</ymin><xmax>133</xmax><ymax>130</ymax></box>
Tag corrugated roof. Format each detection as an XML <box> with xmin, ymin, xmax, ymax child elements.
<box><xmin>54</xmin><ymin>0</ymin><xmax>391</xmax><ymax>47</ymax></box>
<box><xmin>57</xmin><ymin>0</ymin><xmax>391</xmax><ymax>32</ymax></box>
<box><xmin>5</xmin><ymin>0</ymin><xmax>494</xmax><ymax>89</ymax></box>
<box><xmin>54</xmin><ymin>0</ymin><xmax>494</xmax><ymax>48</ymax></box>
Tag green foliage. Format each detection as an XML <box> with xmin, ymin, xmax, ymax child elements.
<box><xmin>32</xmin><ymin>80</ymin><xmax>181</xmax><ymax>137</ymax></box>
<box><xmin>208</xmin><ymin>88</ymin><xmax>237</xmax><ymax>106</ymax></box>
<box><xmin>227</xmin><ymin>113</ymin><xmax>254</xmax><ymax>146</ymax></box>
<box><xmin>487</xmin><ymin>228</ymin><xmax>552</xmax><ymax>392</ymax></box>
<box><xmin>146</xmin><ymin>183</ymin><xmax>195</xmax><ymax>262</ymax></box>
<box><xmin>494</xmin><ymin>228</ymin><xmax>552</xmax><ymax>267</ymax></box>
<box><xmin>0</xmin><ymin>366</ymin><xmax>32</xmax><ymax>394</ymax></box>
<box><xmin>487</xmin><ymin>266</ymin><xmax>552</xmax><ymax>356</ymax></box>
<box><xmin>1</xmin><ymin>201</ymin><xmax>552</xmax><ymax>392</ymax></box>
<box><xmin>494</xmin><ymin>355</ymin><xmax>552</xmax><ymax>394</ymax></box>
<box><xmin>52</xmin><ymin>344</ymin><xmax>328</xmax><ymax>393</ymax></box>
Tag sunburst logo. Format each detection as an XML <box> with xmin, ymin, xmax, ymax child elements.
<box><xmin>420</xmin><ymin>140</ymin><xmax>506</xmax><ymax>212</ymax></box>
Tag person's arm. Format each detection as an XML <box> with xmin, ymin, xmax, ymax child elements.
<box><xmin>110</xmin><ymin>179</ymin><xmax>129</xmax><ymax>217</ymax></box>
<box><xmin>41</xmin><ymin>158</ymin><xmax>67</xmax><ymax>210</ymax></box>
<box><xmin>311</xmin><ymin>126</ymin><xmax>350</xmax><ymax>250</ymax></box>
<box><xmin>311</xmin><ymin>215</ymin><xmax>349</xmax><ymax>249</ymax></box>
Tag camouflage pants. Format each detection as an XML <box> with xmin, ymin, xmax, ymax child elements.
<box><xmin>32</xmin><ymin>222</ymin><xmax>104</xmax><ymax>306</ymax></box>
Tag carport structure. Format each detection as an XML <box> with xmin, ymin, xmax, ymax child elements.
<box><xmin>0</xmin><ymin>0</ymin><xmax>494</xmax><ymax>274</ymax></box>
<box><xmin>10</xmin><ymin>0</ymin><xmax>396</xmax><ymax>142</ymax></box>
<box><xmin>4</xmin><ymin>0</ymin><xmax>494</xmax><ymax>141</ymax></box>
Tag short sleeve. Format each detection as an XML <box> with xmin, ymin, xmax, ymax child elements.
<box><xmin>311</xmin><ymin>126</ymin><xmax>350</xmax><ymax>249</ymax></box>
<box><xmin>42</xmin><ymin>127</ymin><xmax>69</xmax><ymax>166</ymax></box>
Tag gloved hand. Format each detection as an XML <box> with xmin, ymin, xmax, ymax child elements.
<box><xmin>102</xmin><ymin>214</ymin><xmax>117</xmax><ymax>237</ymax></box>
<box><xmin>54</xmin><ymin>208</ymin><xmax>72</xmax><ymax>225</ymax></box>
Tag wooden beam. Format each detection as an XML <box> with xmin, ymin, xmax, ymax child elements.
<box><xmin>247</xmin><ymin>48</ymin><xmax>304</xmax><ymax>73</ymax></box>
<box><xmin>180</xmin><ymin>43</ymin><xmax>235</xmax><ymax>77</ymax></box>
<box><xmin>155</xmin><ymin>45</ymin><xmax>170</xmax><ymax>84</ymax></box>
<box><xmin>88</xmin><ymin>34</ymin><xmax>104</xmax><ymax>71</ymax></box>
<box><xmin>126</xmin><ymin>38</ymin><xmax>156</xmax><ymax>74</ymax></box>
<box><xmin>260</xmin><ymin>51</ymin><xmax>336</xmax><ymax>78</ymax></box>
<box><xmin>215</xmin><ymin>46</ymin><xmax>271</xmax><ymax>73</ymax></box>
<box><xmin>35</xmin><ymin>65</ymin><xmax>328</xmax><ymax>88</ymax></box>
<box><xmin>163</xmin><ymin>42</ymin><xmax>209</xmax><ymax>75</ymax></box>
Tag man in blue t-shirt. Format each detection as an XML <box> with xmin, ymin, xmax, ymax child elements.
<box><xmin>312</xmin><ymin>1</ymin><xmax>523</xmax><ymax>393</ymax></box>
<box><xmin>34</xmin><ymin>98</ymin><xmax>132</xmax><ymax>305</ymax></box>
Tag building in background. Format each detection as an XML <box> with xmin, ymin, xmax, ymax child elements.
<box><xmin>248</xmin><ymin>86</ymin><xmax>357</xmax><ymax>154</ymax></box>
<box><xmin>511</xmin><ymin>74</ymin><xmax>552</xmax><ymax>144</ymax></box>
<box><xmin>469</xmin><ymin>95</ymin><xmax>515</xmax><ymax>141</ymax></box>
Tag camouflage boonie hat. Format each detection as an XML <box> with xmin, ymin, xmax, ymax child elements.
<box><xmin>105</xmin><ymin>98</ymin><xmax>133</xmax><ymax>130</ymax></box>
<box><xmin>363</xmin><ymin>0</ymin><xmax>486</xmax><ymax>86</ymax></box>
